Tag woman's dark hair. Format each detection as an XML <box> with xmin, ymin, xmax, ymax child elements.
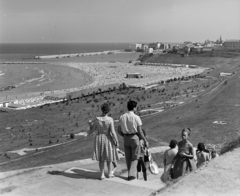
<box><xmin>127</xmin><ymin>100</ymin><xmax>137</xmax><ymax>111</ymax></box>
<box><xmin>101</xmin><ymin>103</ymin><xmax>110</xmax><ymax>114</ymax></box>
<box><xmin>197</xmin><ymin>142</ymin><xmax>205</xmax><ymax>152</ymax></box>
<box><xmin>169</xmin><ymin>139</ymin><xmax>178</xmax><ymax>148</ymax></box>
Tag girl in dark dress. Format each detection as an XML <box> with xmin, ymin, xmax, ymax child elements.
<box><xmin>172</xmin><ymin>128</ymin><xmax>197</xmax><ymax>179</ymax></box>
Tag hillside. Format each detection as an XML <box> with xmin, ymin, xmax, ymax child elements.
<box><xmin>139</xmin><ymin>50</ymin><xmax>240</xmax><ymax>66</ymax></box>
<box><xmin>0</xmin><ymin>56</ymin><xmax>240</xmax><ymax>171</ymax></box>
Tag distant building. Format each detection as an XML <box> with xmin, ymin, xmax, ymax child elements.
<box><xmin>159</xmin><ymin>43</ymin><xmax>169</xmax><ymax>50</ymax></box>
<box><xmin>126</xmin><ymin>73</ymin><xmax>143</xmax><ymax>79</ymax></box>
<box><xmin>153</xmin><ymin>49</ymin><xmax>164</xmax><ymax>54</ymax></box>
<box><xmin>223</xmin><ymin>40</ymin><xmax>240</xmax><ymax>49</ymax></box>
<box><xmin>192</xmin><ymin>46</ymin><xmax>203</xmax><ymax>52</ymax></box>
<box><xmin>129</xmin><ymin>43</ymin><xmax>142</xmax><ymax>50</ymax></box>
<box><xmin>189</xmin><ymin>65</ymin><xmax>198</xmax><ymax>68</ymax></box>
<box><xmin>205</xmin><ymin>43</ymin><xmax>215</xmax><ymax>47</ymax></box>
<box><xmin>148</xmin><ymin>48</ymin><xmax>154</xmax><ymax>53</ymax></box>
<box><xmin>148</xmin><ymin>42</ymin><xmax>160</xmax><ymax>50</ymax></box>
<box><xmin>220</xmin><ymin>72</ymin><xmax>233</xmax><ymax>76</ymax></box>
<box><xmin>202</xmin><ymin>47</ymin><xmax>213</xmax><ymax>52</ymax></box>
<box><xmin>142</xmin><ymin>44</ymin><xmax>149</xmax><ymax>52</ymax></box>
<box><xmin>2</xmin><ymin>102</ymin><xmax>9</xmax><ymax>107</ymax></box>
<box><xmin>135</xmin><ymin>43</ymin><xmax>143</xmax><ymax>49</ymax></box>
<box><xmin>128</xmin><ymin>84</ymin><xmax>146</xmax><ymax>89</ymax></box>
<box><xmin>203</xmin><ymin>40</ymin><xmax>216</xmax><ymax>47</ymax></box>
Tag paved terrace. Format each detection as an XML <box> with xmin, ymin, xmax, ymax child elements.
<box><xmin>0</xmin><ymin>148</ymin><xmax>240</xmax><ymax>196</ymax></box>
<box><xmin>1</xmin><ymin>147</ymin><xmax>240</xmax><ymax>195</ymax></box>
<box><xmin>0</xmin><ymin>146</ymin><xmax>168</xmax><ymax>196</ymax></box>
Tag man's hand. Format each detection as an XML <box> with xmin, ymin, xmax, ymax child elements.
<box><xmin>88</xmin><ymin>120</ymin><xmax>93</xmax><ymax>125</ymax></box>
<box><xmin>117</xmin><ymin>125</ymin><xmax>124</xmax><ymax>137</ymax></box>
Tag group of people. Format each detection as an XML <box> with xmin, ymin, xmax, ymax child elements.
<box><xmin>87</xmin><ymin>100</ymin><xmax>219</xmax><ymax>182</ymax></box>
<box><xmin>162</xmin><ymin>128</ymin><xmax>219</xmax><ymax>182</ymax></box>
<box><xmin>88</xmin><ymin>100</ymin><xmax>149</xmax><ymax>181</ymax></box>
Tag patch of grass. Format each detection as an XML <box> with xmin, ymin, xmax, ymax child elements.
<box><xmin>220</xmin><ymin>136</ymin><xmax>240</xmax><ymax>154</ymax></box>
<box><xmin>150</xmin><ymin>177</ymin><xmax>183</xmax><ymax>196</ymax></box>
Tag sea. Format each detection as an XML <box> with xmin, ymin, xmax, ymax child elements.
<box><xmin>0</xmin><ymin>42</ymin><xmax>182</xmax><ymax>59</ymax></box>
<box><xmin>0</xmin><ymin>43</ymin><xmax>137</xmax><ymax>98</ymax></box>
<box><xmin>0</xmin><ymin>43</ymin><xmax>132</xmax><ymax>58</ymax></box>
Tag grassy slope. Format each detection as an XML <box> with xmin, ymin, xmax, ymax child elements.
<box><xmin>0</xmin><ymin>57</ymin><xmax>240</xmax><ymax>171</ymax></box>
<box><xmin>143</xmin><ymin>72</ymin><xmax>240</xmax><ymax>147</ymax></box>
<box><xmin>139</xmin><ymin>52</ymin><xmax>240</xmax><ymax>68</ymax></box>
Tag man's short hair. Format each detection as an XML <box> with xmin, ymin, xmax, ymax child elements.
<box><xmin>169</xmin><ymin>139</ymin><xmax>177</xmax><ymax>148</ymax></box>
<box><xmin>127</xmin><ymin>100</ymin><xmax>137</xmax><ymax>111</ymax></box>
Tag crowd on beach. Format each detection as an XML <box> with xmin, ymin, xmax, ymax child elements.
<box><xmin>87</xmin><ymin>100</ymin><xmax>219</xmax><ymax>182</ymax></box>
<box><xmin>1</xmin><ymin>62</ymin><xmax>206</xmax><ymax>111</ymax></box>
<box><xmin>66</xmin><ymin>62</ymin><xmax>207</xmax><ymax>88</ymax></box>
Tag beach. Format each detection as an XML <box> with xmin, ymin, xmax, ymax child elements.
<box><xmin>0</xmin><ymin>52</ymin><xmax>207</xmax><ymax>103</ymax></box>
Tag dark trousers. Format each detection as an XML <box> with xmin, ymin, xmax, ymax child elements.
<box><xmin>123</xmin><ymin>134</ymin><xmax>140</xmax><ymax>177</ymax></box>
<box><xmin>137</xmin><ymin>157</ymin><xmax>147</xmax><ymax>172</ymax></box>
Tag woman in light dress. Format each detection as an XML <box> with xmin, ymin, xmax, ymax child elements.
<box><xmin>88</xmin><ymin>103</ymin><xmax>119</xmax><ymax>180</ymax></box>
<box><xmin>161</xmin><ymin>140</ymin><xmax>178</xmax><ymax>182</ymax></box>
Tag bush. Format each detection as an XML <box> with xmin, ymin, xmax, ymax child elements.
<box><xmin>70</xmin><ymin>133</ymin><xmax>75</xmax><ymax>139</ymax></box>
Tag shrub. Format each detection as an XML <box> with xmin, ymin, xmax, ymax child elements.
<box><xmin>70</xmin><ymin>133</ymin><xmax>75</xmax><ymax>139</ymax></box>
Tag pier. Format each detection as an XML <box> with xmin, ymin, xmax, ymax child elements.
<box><xmin>34</xmin><ymin>50</ymin><xmax>135</xmax><ymax>59</ymax></box>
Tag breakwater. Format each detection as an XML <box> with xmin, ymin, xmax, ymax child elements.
<box><xmin>34</xmin><ymin>50</ymin><xmax>135</xmax><ymax>59</ymax></box>
<box><xmin>0</xmin><ymin>62</ymin><xmax>47</xmax><ymax>64</ymax></box>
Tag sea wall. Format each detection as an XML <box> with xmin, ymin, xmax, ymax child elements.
<box><xmin>35</xmin><ymin>50</ymin><xmax>135</xmax><ymax>59</ymax></box>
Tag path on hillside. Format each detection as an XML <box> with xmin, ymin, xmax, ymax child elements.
<box><xmin>0</xmin><ymin>152</ymin><xmax>165</xmax><ymax>196</ymax></box>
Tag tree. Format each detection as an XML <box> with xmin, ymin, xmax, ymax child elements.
<box><xmin>122</xmin><ymin>83</ymin><xmax>127</xmax><ymax>90</ymax></box>
<box><xmin>70</xmin><ymin>133</ymin><xmax>75</xmax><ymax>139</ymax></box>
<box><xmin>92</xmin><ymin>91</ymin><xmax>96</xmax><ymax>99</ymax></box>
<box><xmin>119</xmin><ymin>84</ymin><xmax>123</xmax><ymax>91</ymax></box>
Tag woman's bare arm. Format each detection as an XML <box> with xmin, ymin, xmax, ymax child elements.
<box><xmin>88</xmin><ymin>120</ymin><xmax>96</xmax><ymax>136</ymax></box>
<box><xmin>110</xmin><ymin>120</ymin><xmax>119</xmax><ymax>147</ymax></box>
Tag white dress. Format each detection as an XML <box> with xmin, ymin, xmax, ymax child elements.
<box><xmin>92</xmin><ymin>116</ymin><xmax>119</xmax><ymax>162</ymax></box>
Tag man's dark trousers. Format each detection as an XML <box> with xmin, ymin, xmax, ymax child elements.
<box><xmin>123</xmin><ymin>134</ymin><xmax>140</xmax><ymax>178</ymax></box>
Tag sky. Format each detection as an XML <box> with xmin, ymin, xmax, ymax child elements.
<box><xmin>0</xmin><ymin>0</ymin><xmax>240</xmax><ymax>43</ymax></box>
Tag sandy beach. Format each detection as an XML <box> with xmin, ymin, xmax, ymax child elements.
<box><xmin>0</xmin><ymin>52</ymin><xmax>206</xmax><ymax>103</ymax></box>
<box><xmin>66</xmin><ymin>62</ymin><xmax>206</xmax><ymax>88</ymax></box>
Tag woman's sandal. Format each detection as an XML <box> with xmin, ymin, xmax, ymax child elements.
<box><xmin>108</xmin><ymin>173</ymin><xmax>115</xmax><ymax>178</ymax></box>
<box><xmin>100</xmin><ymin>176</ymin><xmax>106</xmax><ymax>180</ymax></box>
